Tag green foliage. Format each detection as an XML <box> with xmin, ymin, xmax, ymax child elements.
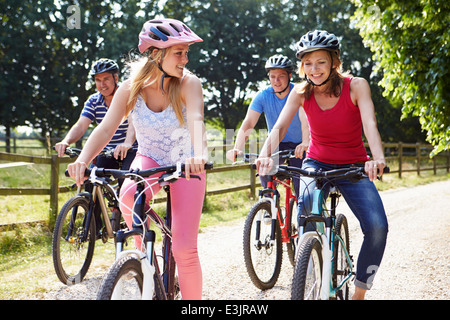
<box><xmin>352</xmin><ymin>0</ymin><xmax>450</xmax><ymax>155</ymax></box>
<box><xmin>0</xmin><ymin>0</ymin><xmax>158</xmax><ymax>138</ymax></box>
<box><xmin>162</xmin><ymin>0</ymin><xmax>282</xmax><ymax>130</ymax></box>
<box><xmin>1</xmin><ymin>0</ymin><xmax>428</xmax><ymax>145</ymax></box>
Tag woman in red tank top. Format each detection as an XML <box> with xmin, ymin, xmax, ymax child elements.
<box><xmin>256</xmin><ymin>30</ymin><xmax>388</xmax><ymax>300</ymax></box>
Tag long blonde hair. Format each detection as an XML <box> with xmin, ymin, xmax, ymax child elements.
<box><xmin>295</xmin><ymin>50</ymin><xmax>351</xmax><ymax>100</ymax></box>
<box><xmin>125</xmin><ymin>48</ymin><xmax>185</xmax><ymax>126</ymax></box>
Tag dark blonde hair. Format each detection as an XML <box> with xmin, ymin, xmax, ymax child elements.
<box><xmin>295</xmin><ymin>50</ymin><xmax>351</xmax><ymax>100</ymax></box>
<box><xmin>125</xmin><ymin>48</ymin><xmax>185</xmax><ymax>125</ymax></box>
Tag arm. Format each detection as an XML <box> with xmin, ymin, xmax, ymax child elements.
<box><xmin>226</xmin><ymin>109</ymin><xmax>261</xmax><ymax>161</ymax></box>
<box><xmin>256</xmin><ymin>87</ymin><xmax>304</xmax><ymax>175</ymax></box>
<box><xmin>352</xmin><ymin>77</ymin><xmax>386</xmax><ymax>181</ymax></box>
<box><xmin>182</xmin><ymin>74</ymin><xmax>207</xmax><ymax>179</ymax></box>
<box><xmin>54</xmin><ymin>116</ymin><xmax>91</xmax><ymax>157</ymax></box>
<box><xmin>294</xmin><ymin>107</ymin><xmax>310</xmax><ymax>159</ymax></box>
<box><xmin>67</xmin><ymin>80</ymin><xmax>131</xmax><ymax>185</ymax></box>
<box><xmin>113</xmin><ymin>116</ymin><xmax>136</xmax><ymax>160</ymax></box>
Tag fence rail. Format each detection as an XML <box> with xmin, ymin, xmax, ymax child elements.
<box><xmin>0</xmin><ymin>141</ymin><xmax>449</xmax><ymax>231</ymax></box>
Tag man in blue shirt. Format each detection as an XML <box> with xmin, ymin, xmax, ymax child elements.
<box><xmin>227</xmin><ymin>55</ymin><xmax>309</xmax><ymax>197</ymax></box>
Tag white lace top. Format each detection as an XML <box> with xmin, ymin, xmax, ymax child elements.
<box><xmin>132</xmin><ymin>95</ymin><xmax>193</xmax><ymax>166</ymax></box>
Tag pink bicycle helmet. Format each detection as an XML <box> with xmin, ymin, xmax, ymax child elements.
<box><xmin>138</xmin><ymin>18</ymin><xmax>203</xmax><ymax>53</ymax></box>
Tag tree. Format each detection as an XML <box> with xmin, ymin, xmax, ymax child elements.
<box><xmin>0</xmin><ymin>0</ymin><xmax>159</xmax><ymax>141</ymax></box>
<box><xmin>163</xmin><ymin>0</ymin><xmax>287</xmax><ymax>131</ymax></box>
<box><xmin>161</xmin><ymin>0</ymin><xmax>424</xmax><ymax>145</ymax></box>
<box><xmin>352</xmin><ymin>0</ymin><xmax>450</xmax><ymax>155</ymax></box>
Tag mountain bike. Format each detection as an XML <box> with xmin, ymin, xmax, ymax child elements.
<box><xmin>277</xmin><ymin>164</ymin><xmax>389</xmax><ymax>300</ymax></box>
<box><xmin>96</xmin><ymin>162</ymin><xmax>213</xmax><ymax>300</ymax></box>
<box><xmin>239</xmin><ymin>150</ymin><xmax>298</xmax><ymax>290</ymax></box>
<box><xmin>52</xmin><ymin>147</ymin><xmax>128</xmax><ymax>285</ymax></box>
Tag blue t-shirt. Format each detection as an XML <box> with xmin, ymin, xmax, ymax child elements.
<box><xmin>249</xmin><ymin>83</ymin><xmax>302</xmax><ymax>144</ymax></box>
<box><xmin>81</xmin><ymin>91</ymin><xmax>137</xmax><ymax>149</ymax></box>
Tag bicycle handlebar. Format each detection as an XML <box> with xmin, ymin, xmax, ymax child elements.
<box><xmin>238</xmin><ymin>149</ymin><xmax>296</xmax><ymax>163</ymax></box>
<box><xmin>65</xmin><ymin>162</ymin><xmax>214</xmax><ymax>181</ymax></box>
<box><xmin>277</xmin><ymin>164</ymin><xmax>390</xmax><ymax>180</ymax></box>
<box><xmin>59</xmin><ymin>146</ymin><xmax>136</xmax><ymax>159</ymax></box>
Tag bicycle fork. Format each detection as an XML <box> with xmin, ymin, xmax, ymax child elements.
<box><xmin>297</xmin><ymin>186</ymin><xmax>333</xmax><ymax>300</ymax></box>
<box><xmin>114</xmin><ymin>229</ymin><xmax>157</xmax><ymax>300</ymax></box>
<box><xmin>297</xmin><ymin>187</ymin><xmax>354</xmax><ymax>300</ymax></box>
<box><xmin>255</xmin><ymin>189</ymin><xmax>278</xmax><ymax>249</ymax></box>
<box><xmin>113</xmin><ymin>181</ymin><xmax>164</xmax><ymax>300</ymax></box>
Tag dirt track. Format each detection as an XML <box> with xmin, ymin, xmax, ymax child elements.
<box><xmin>43</xmin><ymin>179</ymin><xmax>450</xmax><ymax>300</ymax></box>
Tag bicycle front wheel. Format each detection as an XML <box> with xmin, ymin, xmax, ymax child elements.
<box><xmin>52</xmin><ymin>195</ymin><xmax>96</xmax><ymax>285</ymax></box>
<box><xmin>97</xmin><ymin>255</ymin><xmax>143</xmax><ymax>300</ymax></box>
<box><xmin>243</xmin><ymin>200</ymin><xmax>283</xmax><ymax>290</ymax></box>
<box><xmin>97</xmin><ymin>255</ymin><xmax>165</xmax><ymax>300</ymax></box>
<box><xmin>286</xmin><ymin>197</ymin><xmax>298</xmax><ymax>266</ymax></box>
<box><xmin>291</xmin><ymin>237</ymin><xmax>323</xmax><ymax>300</ymax></box>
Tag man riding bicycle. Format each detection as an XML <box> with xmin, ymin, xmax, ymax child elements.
<box><xmin>55</xmin><ymin>58</ymin><xmax>137</xmax><ymax>236</ymax></box>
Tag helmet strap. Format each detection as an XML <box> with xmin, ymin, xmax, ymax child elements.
<box><xmin>148</xmin><ymin>49</ymin><xmax>174</xmax><ymax>94</ymax></box>
<box><xmin>274</xmin><ymin>82</ymin><xmax>291</xmax><ymax>95</ymax></box>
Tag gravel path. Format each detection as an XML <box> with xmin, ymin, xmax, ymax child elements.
<box><xmin>42</xmin><ymin>179</ymin><xmax>450</xmax><ymax>300</ymax></box>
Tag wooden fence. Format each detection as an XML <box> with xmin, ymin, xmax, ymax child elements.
<box><xmin>0</xmin><ymin>142</ymin><xmax>449</xmax><ymax>230</ymax></box>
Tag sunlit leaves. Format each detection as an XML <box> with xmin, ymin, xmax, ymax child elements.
<box><xmin>352</xmin><ymin>0</ymin><xmax>450</xmax><ymax>155</ymax></box>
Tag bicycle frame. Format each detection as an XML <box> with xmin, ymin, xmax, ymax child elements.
<box><xmin>297</xmin><ymin>184</ymin><xmax>354</xmax><ymax>300</ymax></box>
<box><xmin>254</xmin><ymin>174</ymin><xmax>297</xmax><ymax>248</ymax></box>
<box><xmin>66</xmin><ymin>170</ymin><xmax>117</xmax><ymax>243</ymax></box>
<box><xmin>112</xmin><ymin>171</ymin><xmax>181</xmax><ymax>300</ymax></box>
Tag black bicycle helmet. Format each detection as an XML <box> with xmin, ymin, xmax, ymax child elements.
<box><xmin>295</xmin><ymin>30</ymin><xmax>340</xmax><ymax>60</ymax></box>
<box><xmin>265</xmin><ymin>54</ymin><xmax>295</xmax><ymax>74</ymax></box>
<box><xmin>89</xmin><ymin>58</ymin><xmax>120</xmax><ymax>78</ymax></box>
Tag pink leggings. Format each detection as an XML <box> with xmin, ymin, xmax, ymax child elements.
<box><xmin>119</xmin><ymin>153</ymin><xmax>206</xmax><ymax>300</ymax></box>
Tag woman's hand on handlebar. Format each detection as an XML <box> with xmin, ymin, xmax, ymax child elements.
<box><xmin>67</xmin><ymin>161</ymin><xmax>89</xmax><ymax>186</ymax></box>
<box><xmin>294</xmin><ymin>142</ymin><xmax>308</xmax><ymax>159</ymax></box>
<box><xmin>365</xmin><ymin>159</ymin><xmax>386</xmax><ymax>181</ymax></box>
<box><xmin>184</xmin><ymin>156</ymin><xmax>207</xmax><ymax>180</ymax></box>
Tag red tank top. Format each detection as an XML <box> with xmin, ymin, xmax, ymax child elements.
<box><xmin>303</xmin><ymin>77</ymin><xmax>369</xmax><ymax>164</ymax></box>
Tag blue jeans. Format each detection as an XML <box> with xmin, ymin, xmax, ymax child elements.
<box><xmin>298</xmin><ymin>158</ymin><xmax>388</xmax><ymax>290</ymax></box>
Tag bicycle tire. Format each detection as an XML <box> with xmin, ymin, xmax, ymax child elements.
<box><xmin>291</xmin><ymin>237</ymin><xmax>323</xmax><ymax>300</ymax></box>
<box><xmin>162</xmin><ymin>235</ymin><xmax>181</xmax><ymax>299</ymax></box>
<box><xmin>286</xmin><ymin>197</ymin><xmax>297</xmax><ymax>266</ymax></box>
<box><xmin>97</xmin><ymin>255</ymin><xmax>143</xmax><ymax>300</ymax></box>
<box><xmin>243</xmin><ymin>199</ymin><xmax>283</xmax><ymax>290</ymax></box>
<box><xmin>97</xmin><ymin>255</ymin><xmax>165</xmax><ymax>300</ymax></box>
<box><xmin>52</xmin><ymin>195</ymin><xmax>96</xmax><ymax>285</ymax></box>
<box><xmin>332</xmin><ymin>214</ymin><xmax>350</xmax><ymax>300</ymax></box>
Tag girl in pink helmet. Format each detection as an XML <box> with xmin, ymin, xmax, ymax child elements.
<box><xmin>67</xmin><ymin>18</ymin><xmax>207</xmax><ymax>299</ymax></box>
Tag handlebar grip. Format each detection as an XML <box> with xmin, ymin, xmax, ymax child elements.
<box><xmin>65</xmin><ymin>168</ymin><xmax>91</xmax><ymax>177</ymax></box>
<box><xmin>204</xmin><ymin>162</ymin><xmax>213</xmax><ymax>170</ymax></box>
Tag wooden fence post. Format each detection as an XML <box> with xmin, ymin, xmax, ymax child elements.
<box><xmin>398</xmin><ymin>142</ymin><xmax>403</xmax><ymax>178</ymax></box>
<box><xmin>250</xmin><ymin>165</ymin><xmax>256</xmax><ymax>199</ymax></box>
<box><xmin>49</xmin><ymin>154</ymin><xmax>59</xmax><ymax>226</ymax></box>
<box><xmin>447</xmin><ymin>150</ymin><xmax>450</xmax><ymax>173</ymax></box>
<box><xmin>416</xmin><ymin>142</ymin><xmax>421</xmax><ymax>176</ymax></box>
